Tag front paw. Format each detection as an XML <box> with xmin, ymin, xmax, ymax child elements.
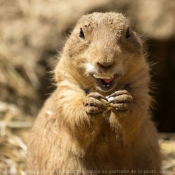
<box><xmin>83</xmin><ymin>92</ymin><xmax>107</xmax><ymax>115</ymax></box>
<box><xmin>107</xmin><ymin>90</ymin><xmax>133</xmax><ymax>112</ymax></box>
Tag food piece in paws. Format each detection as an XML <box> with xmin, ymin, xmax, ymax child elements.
<box><xmin>99</xmin><ymin>98</ymin><xmax>112</xmax><ymax>110</ymax></box>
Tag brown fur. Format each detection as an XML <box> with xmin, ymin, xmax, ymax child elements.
<box><xmin>27</xmin><ymin>12</ymin><xmax>161</xmax><ymax>175</ymax></box>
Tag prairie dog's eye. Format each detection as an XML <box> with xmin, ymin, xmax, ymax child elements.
<box><xmin>79</xmin><ymin>28</ymin><xmax>85</xmax><ymax>40</ymax></box>
<box><xmin>126</xmin><ymin>27</ymin><xmax>131</xmax><ymax>39</ymax></box>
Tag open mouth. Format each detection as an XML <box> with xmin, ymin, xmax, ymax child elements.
<box><xmin>93</xmin><ymin>73</ymin><xmax>116</xmax><ymax>91</ymax></box>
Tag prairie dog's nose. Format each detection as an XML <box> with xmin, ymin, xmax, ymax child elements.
<box><xmin>97</xmin><ymin>59</ymin><xmax>115</xmax><ymax>68</ymax></box>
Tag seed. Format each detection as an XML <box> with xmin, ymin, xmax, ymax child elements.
<box><xmin>100</xmin><ymin>99</ymin><xmax>112</xmax><ymax>110</ymax></box>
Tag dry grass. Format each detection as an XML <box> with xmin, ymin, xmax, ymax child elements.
<box><xmin>160</xmin><ymin>134</ymin><xmax>175</xmax><ymax>175</ymax></box>
<box><xmin>0</xmin><ymin>102</ymin><xmax>33</xmax><ymax>175</ymax></box>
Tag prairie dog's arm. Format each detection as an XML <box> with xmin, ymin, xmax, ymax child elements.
<box><xmin>110</xmin><ymin>91</ymin><xmax>150</xmax><ymax>142</ymax></box>
<box><xmin>107</xmin><ymin>73</ymin><xmax>151</xmax><ymax>143</ymax></box>
<box><xmin>53</xmin><ymin>79</ymin><xmax>106</xmax><ymax>146</ymax></box>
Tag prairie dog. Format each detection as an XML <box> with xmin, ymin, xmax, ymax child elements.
<box><xmin>27</xmin><ymin>12</ymin><xmax>161</xmax><ymax>175</ymax></box>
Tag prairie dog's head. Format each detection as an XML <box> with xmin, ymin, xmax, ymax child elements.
<box><xmin>59</xmin><ymin>12</ymin><xmax>145</xmax><ymax>93</ymax></box>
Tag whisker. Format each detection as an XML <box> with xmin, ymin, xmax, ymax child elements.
<box><xmin>83</xmin><ymin>84</ymin><xmax>94</xmax><ymax>89</ymax></box>
<box><xmin>130</xmin><ymin>62</ymin><xmax>139</xmax><ymax>69</ymax></box>
<box><xmin>149</xmin><ymin>54</ymin><xmax>164</xmax><ymax>61</ymax></box>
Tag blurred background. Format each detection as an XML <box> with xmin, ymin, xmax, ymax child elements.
<box><xmin>0</xmin><ymin>0</ymin><xmax>175</xmax><ymax>174</ymax></box>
